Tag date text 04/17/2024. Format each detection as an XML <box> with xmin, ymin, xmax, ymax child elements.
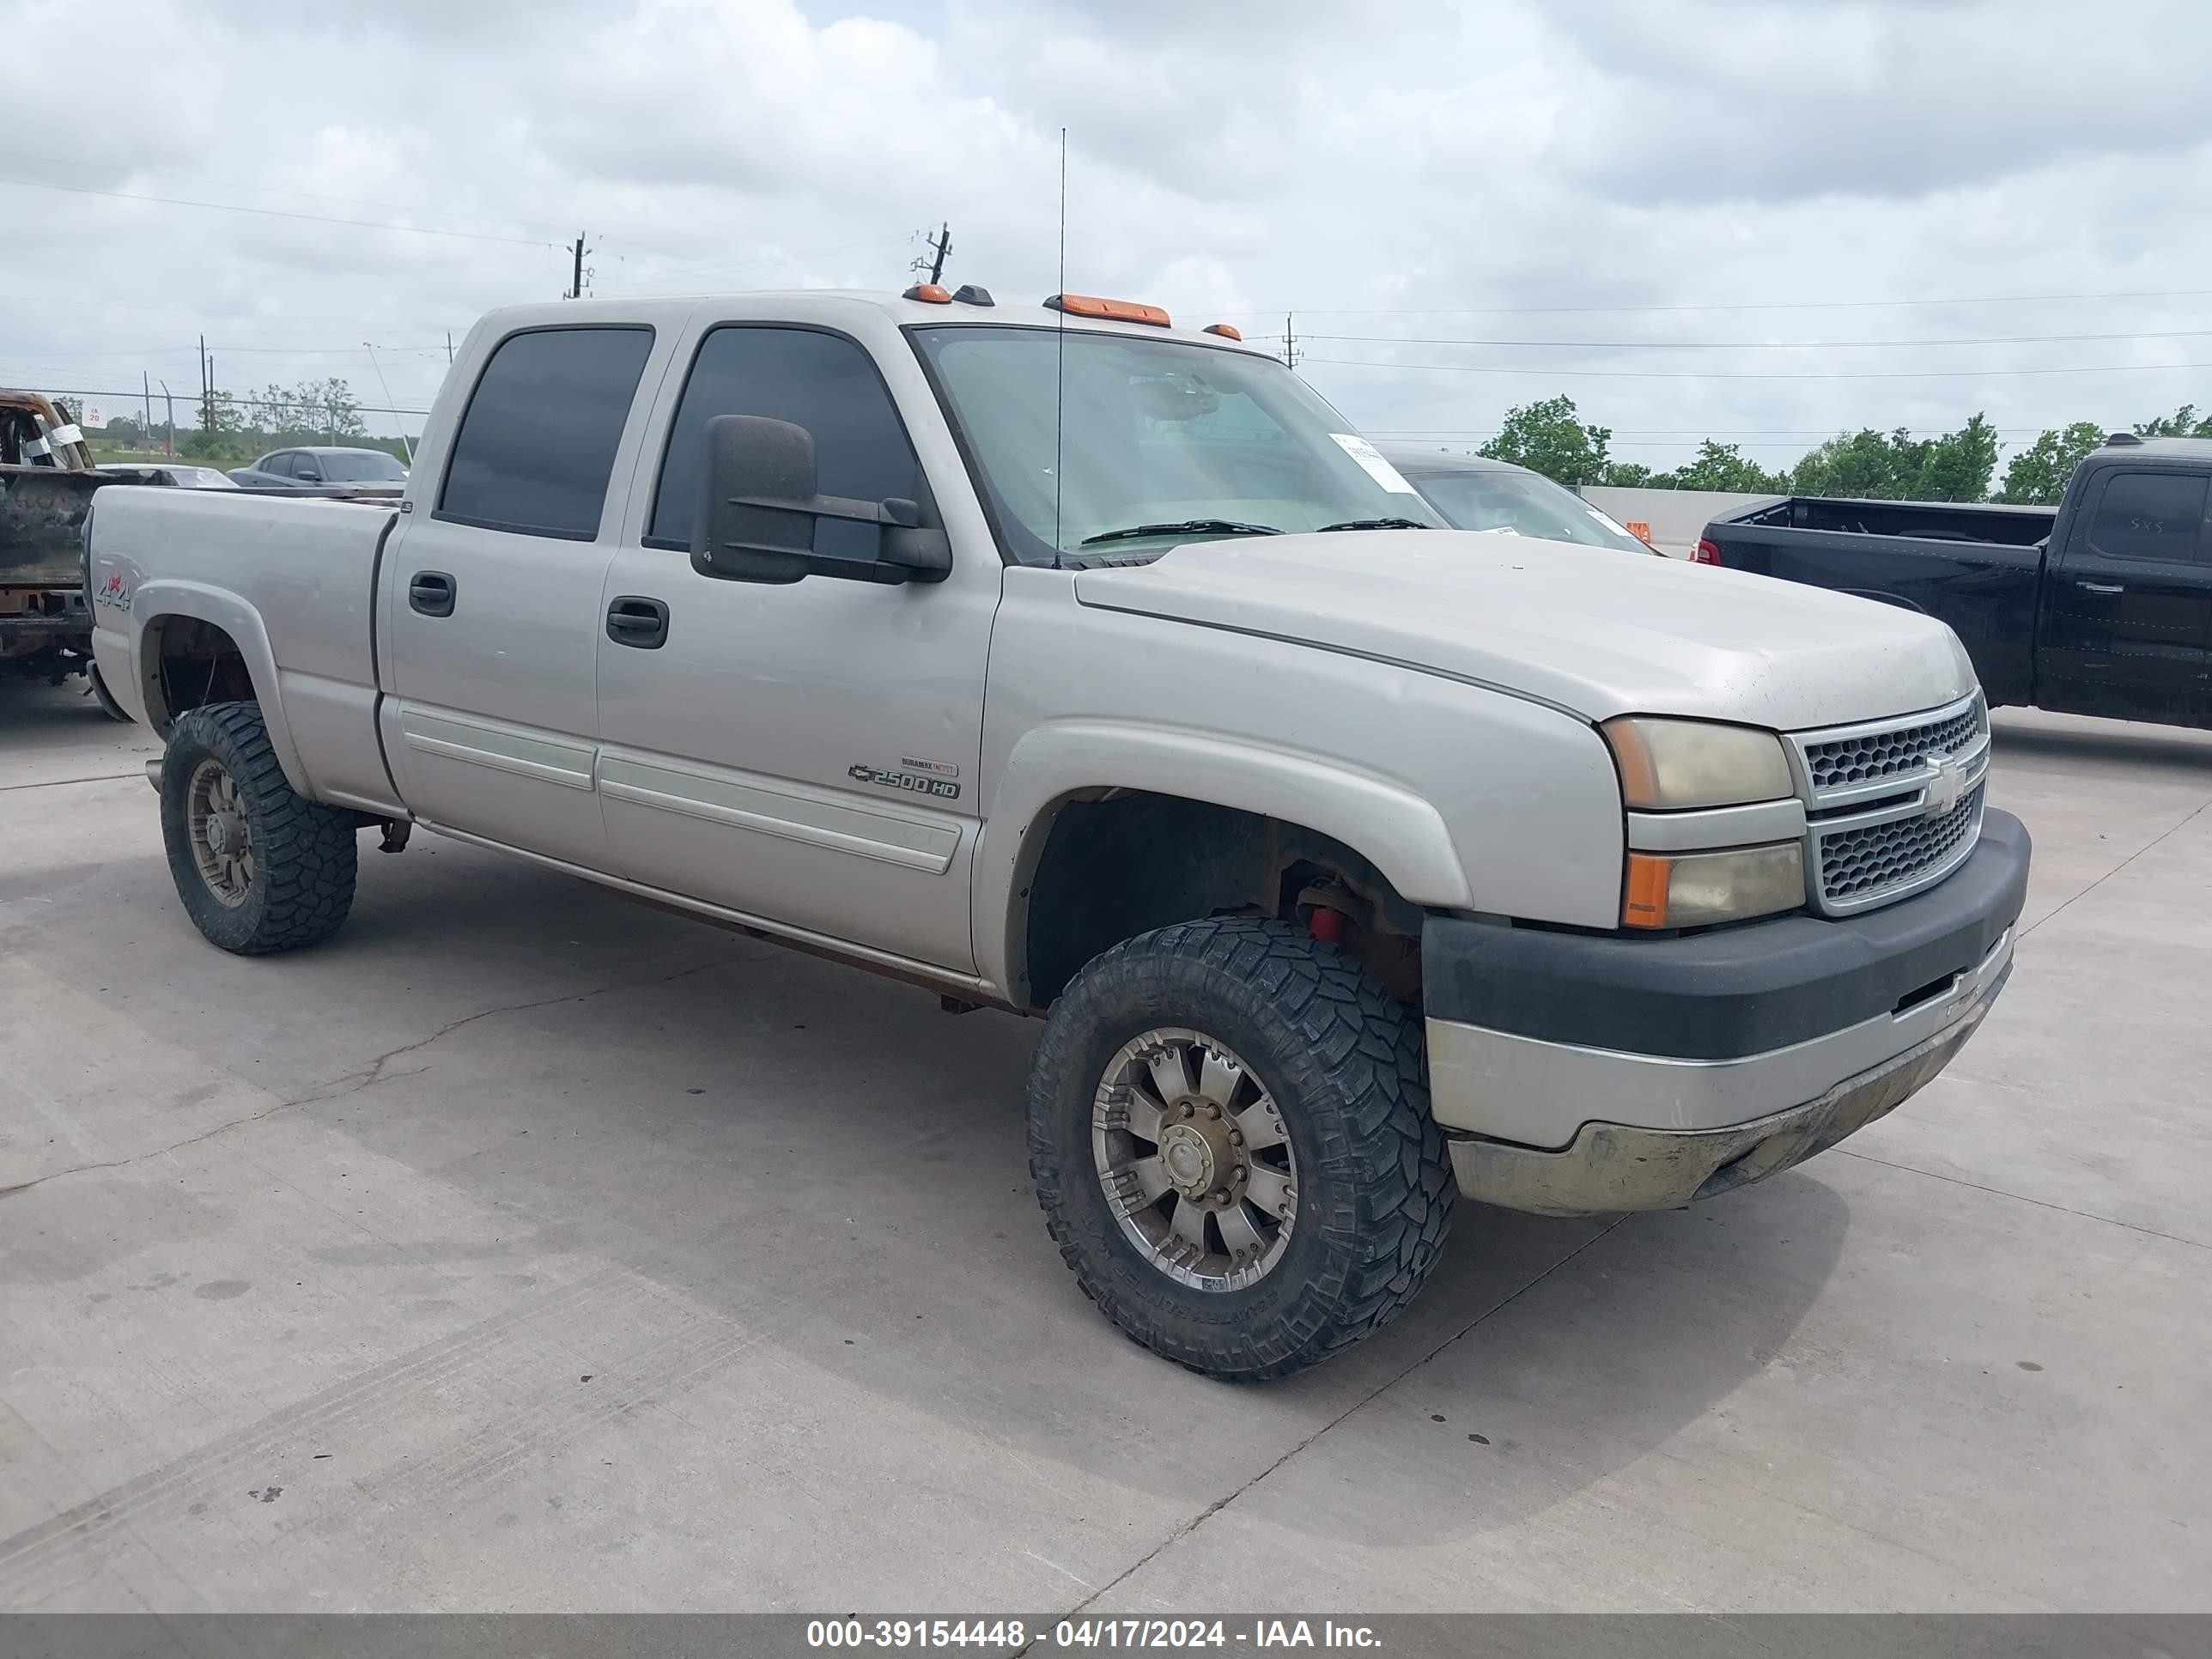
<box><xmin>804</xmin><ymin>1620</ymin><xmax>1383</xmax><ymax>1650</ymax></box>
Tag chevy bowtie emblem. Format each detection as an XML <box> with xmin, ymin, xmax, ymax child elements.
<box><xmin>1922</xmin><ymin>752</ymin><xmax>1968</xmax><ymax>817</ymax></box>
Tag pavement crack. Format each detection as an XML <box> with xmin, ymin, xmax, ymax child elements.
<box><xmin>0</xmin><ymin>953</ymin><xmax>759</xmax><ymax>1202</ymax></box>
<box><xmin>1048</xmin><ymin>1217</ymin><xmax>1630</xmax><ymax>1622</ymax></box>
<box><xmin>2021</xmin><ymin>795</ymin><xmax>2211</xmax><ymax>939</ymax></box>
<box><xmin>0</xmin><ymin>770</ymin><xmax>149</xmax><ymax>793</ymax></box>
<box><xmin>1833</xmin><ymin>1147</ymin><xmax>2209</xmax><ymax>1253</ymax></box>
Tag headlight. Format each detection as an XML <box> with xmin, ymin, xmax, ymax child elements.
<box><xmin>1601</xmin><ymin>716</ymin><xmax>1794</xmax><ymax>810</ymax></box>
<box><xmin>1623</xmin><ymin>842</ymin><xmax>1804</xmax><ymax>929</ymax></box>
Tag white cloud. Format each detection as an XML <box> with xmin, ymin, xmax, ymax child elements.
<box><xmin>4</xmin><ymin>0</ymin><xmax>2209</xmax><ymax>471</ymax></box>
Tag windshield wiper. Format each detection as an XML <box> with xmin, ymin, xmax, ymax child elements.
<box><xmin>1316</xmin><ymin>517</ymin><xmax>1432</xmax><ymax>532</ymax></box>
<box><xmin>1079</xmin><ymin>519</ymin><xmax>1283</xmax><ymax>546</ymax></box>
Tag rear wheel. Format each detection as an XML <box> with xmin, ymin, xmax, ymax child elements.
<box><xmin>161</xmin><ymin>702</ymin><xmax>357</xmax><ymax>954</ymax></box>
<box><xmin>1028</xmin><ymin>918</ymin><xmax>1454</xmax><ymax>1380</ymax></box>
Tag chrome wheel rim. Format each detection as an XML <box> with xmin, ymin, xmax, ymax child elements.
<box><xmin>1092</xmin><ymin>1027</ymin><xmax>1298</xmax><ymax>1291</ymax></box>
<box><xmin>186</xmin><ymin>758</ymin><xmax>253</xmax><ymax>906</ymax></box>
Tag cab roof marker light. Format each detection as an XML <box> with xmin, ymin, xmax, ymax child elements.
<box><xmin>1203</xmin><ymin>323</ymin><xmax>1242</xmax><ymax>340</ymax></box>
<box><xmin>1046</xmin><ymin>293</ymin><xmax>1172</xmax><ymax>327</ymax></box>
<box><xmin>903</xmin><ymin>283</ymin><xmax>952</xmax><ymax>304</ymax></box>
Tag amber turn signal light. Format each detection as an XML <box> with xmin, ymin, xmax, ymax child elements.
<box><xmin>1047</xmin><ymin>292</ymin><xmax>1171</xmax><ymax>326</ymax></box>
<box><xmin>902</xmin><ymin>283</ymin><xmax>952</xmax><ymax>304</ymax></box>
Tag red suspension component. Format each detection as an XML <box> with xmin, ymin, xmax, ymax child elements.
<box><xmin>1307</xmin><ymin>907</ymin><xmax>1346</xmax><ymax>943</ymax></box>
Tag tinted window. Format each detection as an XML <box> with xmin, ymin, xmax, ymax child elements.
<box><xmin>293</xmin><ymin>453</ymin><xmax>324</xmax><ymax>481</ymax></box>
<box><xmin>2086</xmin><ymin>472</ymin><xmax>2209</xmax><ymax>562</ymax></box>
<box><xmin>649</xmin><ymin>325</ymin><xmax>921</xmax><ymax>562</ymax></box>
<box><xmin>257</xmin><ymin>453</ymin><xmax>294</xmax><ymax>478</ymax></box>
<box><xmin>321</xmin><ymin>450</ymin><xmax>406</xmax><ymax>482</ymax></box>
<box><xmin>438</xmin><ymin>326</ymin><xmax>654</xmax><ymax>540</ymax></box>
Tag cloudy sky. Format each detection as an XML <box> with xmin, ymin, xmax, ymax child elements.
<box><xmin>6</xmin><ymin>0</ymin><xmax>2212</xmax><ymax>472</ymax></box>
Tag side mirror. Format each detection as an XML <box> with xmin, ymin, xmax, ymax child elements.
<box><xmin>690</xmin><ymin>413</ymin><xmax>951</xmax><ymax>586</ymax></box>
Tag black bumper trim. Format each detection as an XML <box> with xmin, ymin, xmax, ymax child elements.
<box><xmin>1423</xmin><ymin>808</ymin><xmax>2031</xmax><ymax>1061</ymax></box>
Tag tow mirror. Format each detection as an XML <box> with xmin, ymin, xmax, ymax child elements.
<box><xmin>690</xmin><ymin>414</ymin><xmax>950</xmax><ymax>585</ymax></box>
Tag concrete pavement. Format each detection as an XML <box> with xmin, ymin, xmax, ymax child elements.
<box><xmin>3</xmin><ymin>682</ymin><xmax>2207</xmax><ymax>1612</ymax></box>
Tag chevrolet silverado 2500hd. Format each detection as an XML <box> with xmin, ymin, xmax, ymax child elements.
<box><xmin>88</xmin><ymin>286</ymin><xmax>2030</xmax><ymax>1379</ymax></box>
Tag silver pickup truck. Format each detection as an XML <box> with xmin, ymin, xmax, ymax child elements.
<box><xmin>87</xmin><ymin>286</ymin><xmax>2030</xmax><ymax>1378</ymax></box>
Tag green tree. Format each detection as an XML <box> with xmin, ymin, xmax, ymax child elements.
<box><xmin>1480</xmin><ymin>395</ymin><xmax>1613</xmax><ymax>485</ymax></box>
<box><xmin>1916</xmin><ymin>413</ymin><xmax>2000</xmax><ymax>501</ymax></box>
<box><xmin>1598</xmin><ymin>460</ymin><xmax>1657</xmax><ymax>487</ymax></box>
<box><xmin>2134</xmin><ymin>404</ymin><xmax>2212</xmax><ymax>438</ymax></box>
<box><xmin>1787</xmin><ymin>415</ymin><xmax>1996</xmax><ymax>501</ymax></box>
<box><xmin>1998</xmin><ymin>421</ymin><xmax>2104</xmax><ymax>504</ymax></box>
<box><xmin>1666</xmin><ymin>440</ymin><xmax>1788</xmax><ymax>493</ymax></box>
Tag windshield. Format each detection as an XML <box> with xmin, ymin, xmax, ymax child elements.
<box><xmin>319</xmin><ymin>450</ymin><xmax>407</xmax><ymax>482</ymax></box>
<box><xmin>911</xmin><ymin>325</ymin><xmax>1443</xmax><ymax>563</ymax></box>
<box><xmin>1404</xmin><ymin>466</ymin><xmax>1650</xmax><ymax>553</ymax></box>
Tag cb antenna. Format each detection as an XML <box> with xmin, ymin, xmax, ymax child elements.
<box><xmin>1053</xmin><ymin>128</ymin><xmax>1067</xmax><ymax>567</ymax></box>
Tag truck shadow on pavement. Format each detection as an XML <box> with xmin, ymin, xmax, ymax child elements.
<box><xmin>1990</xmin><ymin>710</ymin><xmax>2212</xmax><ymax>774</ymax></box>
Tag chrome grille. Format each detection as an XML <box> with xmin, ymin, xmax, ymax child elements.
<box><xmin>1820</xmin><ymin>786</ymin><xmax>1984</xmax><ymax>904</ymax></box>
<box><xmin>1804</xmin><ymin>705</ymin><xmax>1982</xmax><ymax>793</ymax></box>
<box><xmin>1787</xmin><ymin>692</ymin><xmax>1990</xmax><ymax>916</ymax></box>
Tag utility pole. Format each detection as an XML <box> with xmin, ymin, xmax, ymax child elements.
<box><xmin>198</xmin><ymin>334</ymin><xmax>211</xmax><ymax>432</ymax></box>
<box><xmin>159</xmin><ymin>380</ymin><xmax>175</xmax><ymax>455</ymax></box>
<box><xmin>567</xmin><ymin>232</ymin><xmax>590</xmax><ymax>300</ymax></box>
<box><xmin>1283</xmin><ymin>312</ymin><xmax>1297</xmax><ymax>370</ymax></box>
<box><xmin>143</xmin><ymin>371</ymin><xmax>151</xmax><ymax>441</ymax></box>
<box><xmin>915</xmin><ymin>222</ymin><xmax>952</xmax><ymax>285</ymax></box>
<box><xmin>446</xmin><ymin>331</ymin><xmax>454</xmax><ymax>366</ymax></box>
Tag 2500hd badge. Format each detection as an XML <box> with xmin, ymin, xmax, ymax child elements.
<box><xmin>848</xmin><ymin>763</ymin><xmax>961</xmax><ymax>800</ymax></box>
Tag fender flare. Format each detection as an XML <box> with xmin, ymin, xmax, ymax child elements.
<box><xmin>974</xmin><ymin>719</ymin><xmax>1475</xmax><ymax>1000</ymax></box>
<box><xmin>133</xmin><ymin>580</ymin><xmax>313</xmax><ymax>796</ymax></box>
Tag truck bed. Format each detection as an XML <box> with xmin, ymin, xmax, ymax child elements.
<box><xmin>1700</xmin><ymin>496</ymin><xmax>2052</xmax><ymax>709</ymax></box>
<box><xmin>89</xmin><ymin>486</ymin><xmax>397</xmax><ymax>794</ymax></box>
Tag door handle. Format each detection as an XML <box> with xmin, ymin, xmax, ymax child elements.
<box><xmin>2075</xmin><ymin>580</ymin><xmax>2125</xmax><ymax>595</ymax></box>
<box><xmin>605</xmin><ymin>595</ymin><xmax>670</xmax><ymax>650</ymax></box>
<box><xmin>408</xmin><ymin>570</ymin><xmax>457</xmax><ymax>617</ymax></box>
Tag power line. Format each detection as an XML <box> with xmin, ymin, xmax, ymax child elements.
<box><xmin>1301</xmin><ymin>355</ymin><xmax>2212</xmax><ymax>380</ymax></box>
<box><xmin>1</xmin><ymin>175</ymin><xmax>556</xmax><ymax>247</ymax></box>
<box><xmin>3</xmin><ymin>149</ymin><xmax>588</xmax><ymax>240</ymax></box>
<box><xmin>1300</xmin><ymin>328</ymin><xmax>2212</xmax><ymax>351</ymax></box>
<box><xmin>593</xmin><ymin>231</ymin><xmax>925</xmax><ymax>292</ymax></box>
<box><xmin>1224</xmin><ymin>287</ymin><xmax>2212</xmax><ymax>318</ymax></box>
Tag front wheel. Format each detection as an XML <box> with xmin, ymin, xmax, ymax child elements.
<box><xmin>1027</xmin><ymin>918</ymin><xmax>1454</xmax><ymax>1380</ymax></box>
<box><xmin>161</xmin><ymin>702</ymin><xmax>358</xmax><ymax>954</ymax></box>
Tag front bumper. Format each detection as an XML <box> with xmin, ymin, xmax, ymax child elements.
<box><xmin>1423</xmin><ymin>808</ymin><xmax>2030</xmax><ymax>1215</ymax></box>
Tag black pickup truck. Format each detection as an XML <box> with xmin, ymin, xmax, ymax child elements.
<box><xmin>1698</xmin><ymin>434</ymin><xmax>2212</xmax><ymax>729</ymax></box>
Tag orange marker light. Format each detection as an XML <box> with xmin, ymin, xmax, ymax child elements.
<box><xmin>903</xmin><ymin>283</ymin><xmax>952</xmax><ymax>304</ymax></box>
<box><xmin>1047</xmin><ymin>293</ymin><xmax>1172</xmax><ymax>326</ymax></box>
<box><xmin>1623</xmin><ymin>853</ymin><xmax>1672</xmax><ymax>929</ymax></box>
<box><xmin>1203</xmin><ymin>323</ymin><xmax>1243</xmax><ymax>340</ymax></box>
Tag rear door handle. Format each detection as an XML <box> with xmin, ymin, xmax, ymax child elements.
<box><xmin>2076</xmin><ymin>580</ymin><xmax>2125</xmax><ymax>595</ymax></box>
<box><xmin>605</xmin><ymin>595</ymin><xmax>670</xmax><ymax>650</ymax></box>
<box><xmin>408</xmin><ymin>570</ymin><xmax>456</xmax><ymax>617</ymax></box>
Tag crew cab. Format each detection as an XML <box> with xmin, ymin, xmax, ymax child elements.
<box><xmin>1699</xmin><ymin>434</ymin><xmax>2212</xmax><ymax>729</ymax></box>
<box><xmin>87</xmin><ymin>286</ymin><xmax>2030</xmax><ymax>1378</ymax></box>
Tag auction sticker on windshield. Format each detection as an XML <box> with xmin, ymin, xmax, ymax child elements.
<box><xmin>1328</xmin><ymin>433</ymin><xmax>1420</xmax><ymax>495</ymax></box>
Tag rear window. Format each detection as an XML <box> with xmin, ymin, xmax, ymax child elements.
<box><xmin>2085</xmin><ymin>472</ymin><xmax>2209</xmax><ymax>562</ymax></box>
<box><xmin>436</xmin><ymin>326</ymin><xmax>654</xmax><ymax>539</ymax></box>
<box><xmin>321</xmin><ymin>450</ymin><xmax>406</xmax><ymax>483</ymax></box>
